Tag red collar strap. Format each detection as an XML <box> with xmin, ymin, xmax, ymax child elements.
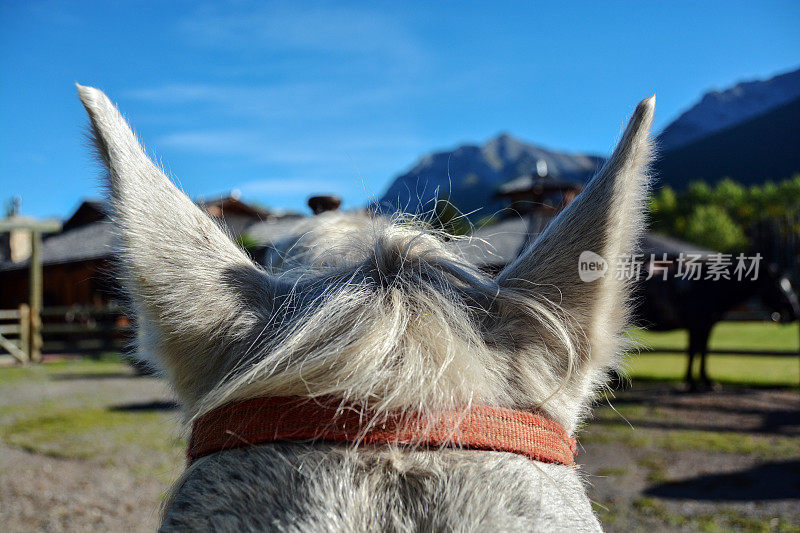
<box><xmin>188</xmin><ymin>396</ymin><xmax>577</xmax><ymax>467</ymax></box>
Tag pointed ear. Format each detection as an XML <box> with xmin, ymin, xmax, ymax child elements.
<box><xmin>77</xmin><ymin>84</ymin><xmax>279</xmax><ymax>406</ymax></box>
<box><xmin>497</xmin><ymin>96</ymin><xmax>655</xmax><ymax>391</ymax></box>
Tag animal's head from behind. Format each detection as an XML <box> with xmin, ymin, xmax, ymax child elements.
<box><xmin>77</xmin><ymin>85</ymin><xmax>655</xmax><ymax>433</ymax></box>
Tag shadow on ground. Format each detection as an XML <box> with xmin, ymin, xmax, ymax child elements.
<box><xmin>592</xmin><ymin>410</ymin><xmax>800</xmax><ymax>435</ymax></box>
<box><xmin>646</xmin><ymin>459</ymin><xmax>800</xmax><ymax>501</ymax></box>
<box><xmin>109</xmin><ymin>400</ymin><xmax>179</xmax><ymax>412</ymax></box>
<box><xmin>597</xmin><ymin>385</ymin><xmax>800</xmax><ymax>435</ymax></box>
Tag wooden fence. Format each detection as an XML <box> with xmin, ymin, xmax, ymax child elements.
<box><xmin>0</xmin><ymin>305</ymin><xmax>30</xmax><ymax>363</ymax></box>
<box><xmin>0</xmin><ymin>304</ymin><xmax>131</xmax><ymax>362</ymax></box>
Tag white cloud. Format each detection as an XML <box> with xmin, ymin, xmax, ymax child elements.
<box><xmin>126</xmin><ymin>82</ymin><xmax>321</xmax><ymax>105</ymax></box>
<box><xmin>158</xmin><ymin>129</ymin><xmax>326</xmax><ymax>163</ymax></box>
<box><xmin>159</xmin><ymin>130</ymin><xmax>251</xmax><ymax>152</ymax></box>
<box><xmin>179</xmin><ymin>3</ymin><xmax>425</xmax><ymax>67</ymax></box>
<box><xmin>121</xmin><ymin>5</ymin><xmax>445</xmax><ymax>148</ymax></box>
<box><xmin>157</xmin><ymin>129</ymin><xmax>423</xmax><ymax>164</ymax></box>
<box><xmin>125</xmin><ymin>84</ymin><xmax>229</xmax><ymax>103</ymax></box>
<box><xmin>237</xmin><ymin>178</ymin><xmax>337</xmax><ymax>195</ymax></box>
<box><xmin>124</xmin><ymin>79</ymin><xmax>436</xmax><ymax>123</ymax></box>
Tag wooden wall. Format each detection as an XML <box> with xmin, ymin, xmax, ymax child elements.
<box><xmin>0</xmin><ymin>259</ymin><xmax>119</xmax><ymax>309</ymax></box>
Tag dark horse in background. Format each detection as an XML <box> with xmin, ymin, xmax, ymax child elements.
<box><xmin>633</xmin><ymin>262</ymin><xmax>799</xmax><ymax>390</ymax></box>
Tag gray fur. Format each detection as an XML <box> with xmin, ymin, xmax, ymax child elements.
<box><xmin>77</xmin><ymin>84</ymin><xmax>654</xmax><ymax>531</ymax></box>
<box><xmin>163</xmin><ymin>445</ymin><xmax>600</xmax><ymax>532</ymax></box>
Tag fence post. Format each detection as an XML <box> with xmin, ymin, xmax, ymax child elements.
<box><xmin>29</xmin><ymin>231</ymin><xmax>43</xmax><ymax>363</ymax></box>
<box><xmin>18</xmin><ymin>304</ymin><xmax>30</xmax><ymax>364</ymax></box>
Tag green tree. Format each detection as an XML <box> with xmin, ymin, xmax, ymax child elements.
<box><xmin>714</xmin><ymin>178</ymin><xmax>749</xmax><ymax>221</ymax></box>
<box><xmin>685</xmin><ymin>181</ymin><xmax>713</xmax><ymax>205</ymax></box>
<box><xmin>684</xmin><ymin>205</ymin><xmax>748</xmax><ymax>252</ymax></box>
<box><xmin>776</xmin><ymin>175</ymin><xmax>800</xmax><ymax>214</ymax></box>
<box><xmin>647</xmin><ymin>176</ymin><xmax>800</xmax><ymax>251</ymax></box>
<box><xmin>649</xmin><ymin>186</ymin><xmax>677</xmax><ymax>220</ymax></box>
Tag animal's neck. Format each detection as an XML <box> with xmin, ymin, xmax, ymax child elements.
<box><xmin>162</xmin><ymin>443</ymin><xmax>602</xmax><ymax>531</ymax></box>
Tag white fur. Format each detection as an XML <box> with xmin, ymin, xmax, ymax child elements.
<box><xmin>77</xmin><ymin>84</ymin><xmax>654</xmax><ymax>531</ymax></box>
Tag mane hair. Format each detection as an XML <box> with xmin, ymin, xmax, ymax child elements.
<box><xmin>200</xmin><ymin>211</ymin><xmax>584</xmax><ymax>432</ymax></box>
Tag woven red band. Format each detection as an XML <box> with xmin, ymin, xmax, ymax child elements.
<box><xmin>188</xmin><ymin>396</ymin><xmax>577</xmax><ymax>467</ymax></box>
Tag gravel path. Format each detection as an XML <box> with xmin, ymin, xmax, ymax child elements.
<box><xmin>0</xmin><ymin>443</ymin><xmax>165</xmax><ymax>532</ymax></box>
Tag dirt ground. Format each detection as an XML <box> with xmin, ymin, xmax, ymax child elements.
<box><xmin>0</xmin><ymin>364</ymin><xmax>180</xmax><ymax>532</ymax></box>
<box><xmin>0</xmin><ymin>362</ymin><xmax>798</xmax><ymax>532</ymax></box>
<box><xmin>581</xmin><ymin>384</ymin><xmax>800</xmax><ymax>532</ymax></box>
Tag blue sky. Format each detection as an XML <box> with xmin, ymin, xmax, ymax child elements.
<box><xmin>1</xmin><ymin>1</ymin><xmax>798</xmax><ymax>219</ymax></box>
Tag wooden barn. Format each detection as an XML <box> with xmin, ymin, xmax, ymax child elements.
<box><xmin>0</xmin><ymin>195</ymin><xmax>281</xmax><ymax>309</ymax></box>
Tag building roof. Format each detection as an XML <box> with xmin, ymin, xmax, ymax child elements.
<box><xmin>246</xmin><ymin>217</ymin><xmax>307</xmax><ymax>246</ymax></box>
<box><xmin>62</xmin><ymin>200</ymin><xmax>107</xmax><ymax>231</ymax></box>
<box><xmin>0</xmin><ymin>195</ymin><xmax>283</xmax><ymax>271</ymax></box>
<box><xmin>245</xmin><ymin>214</ymin><xmax>714</xmax><ymax>271</ymax></box>
<box><xmin>0</xmin><ymin>220</ymin><xmax>113</xmax><ymax>271</ymax></box>
<box><xmin>451</xmin><ymin>217</ymin><xmax>716</xmax><ymax>268</ymax></box>
<box><xmin>197</xmin><ymin>195</ymin><xmax>272</xmax><ymax>220</ymax></box>
<box><xmin>496</xmin><ymin>175</ymin><xmax>584</xmax><ymax>196</ymax></box>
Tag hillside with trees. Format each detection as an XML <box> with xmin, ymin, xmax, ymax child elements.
<box><xmin>649</xmin><ymin>176</ymin><xmax>800</xmax><ymax>252</ymax></box>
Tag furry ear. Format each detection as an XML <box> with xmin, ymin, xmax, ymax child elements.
<box><xmin>77</xmin><ymin>85</ymin><xmax>280</xmax><ymax>407</ymax></box>
<box><xmin>496</xmin><ymin>97</ymin><xmax>655</xmax><ymax>420</ymax></box>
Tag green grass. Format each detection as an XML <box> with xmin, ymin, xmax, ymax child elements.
<box><xmin>587</xmin><ymin>421</ymin><xmax>800</xmax><ymax>459</ymax></box>
<box><xmin>632</xmin><ymin>321</ymin><xmax>799</xmax><ymax>353</ymax></box>
<box><xmin>583</xmin><ymin>421</ymin><xmax>800</xmax><ymax>460</ymax></box>
<box><xmin>595</xmin><ymin>467</ymin><xmax>628</xmax><ymax>477</ymax></box>
<box><xmin>0</xmin><ymin>355</ymin><xmax>183</xmax><ymax>481</ymax></box>
<box><xmin>625</xmin><ymin>353</ymin><xmax>799</xmax><ymax>386</ymax></box>
<box><xmin>626</xmin><ymin>498</ymin><xmax>800</xmax><ymax>533</ymax></box>
<box><xmin>1</xmin><ymin>405</ymin><xmax>184</xmax><ymax>462</ymax></box>
<box><xmin>626</xmin><ymin>322</ymin><xmax>800</xmax><ymax>386</ymax></box>
<box><xmin>597</xmin><ymin>496</ymin><xmax>800</xmax><ymax>532</ymax></box>
<box><xmin>0</xmin><ymin>354</ymin><xmax>132</xmax><ymax>384</ymax></box>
